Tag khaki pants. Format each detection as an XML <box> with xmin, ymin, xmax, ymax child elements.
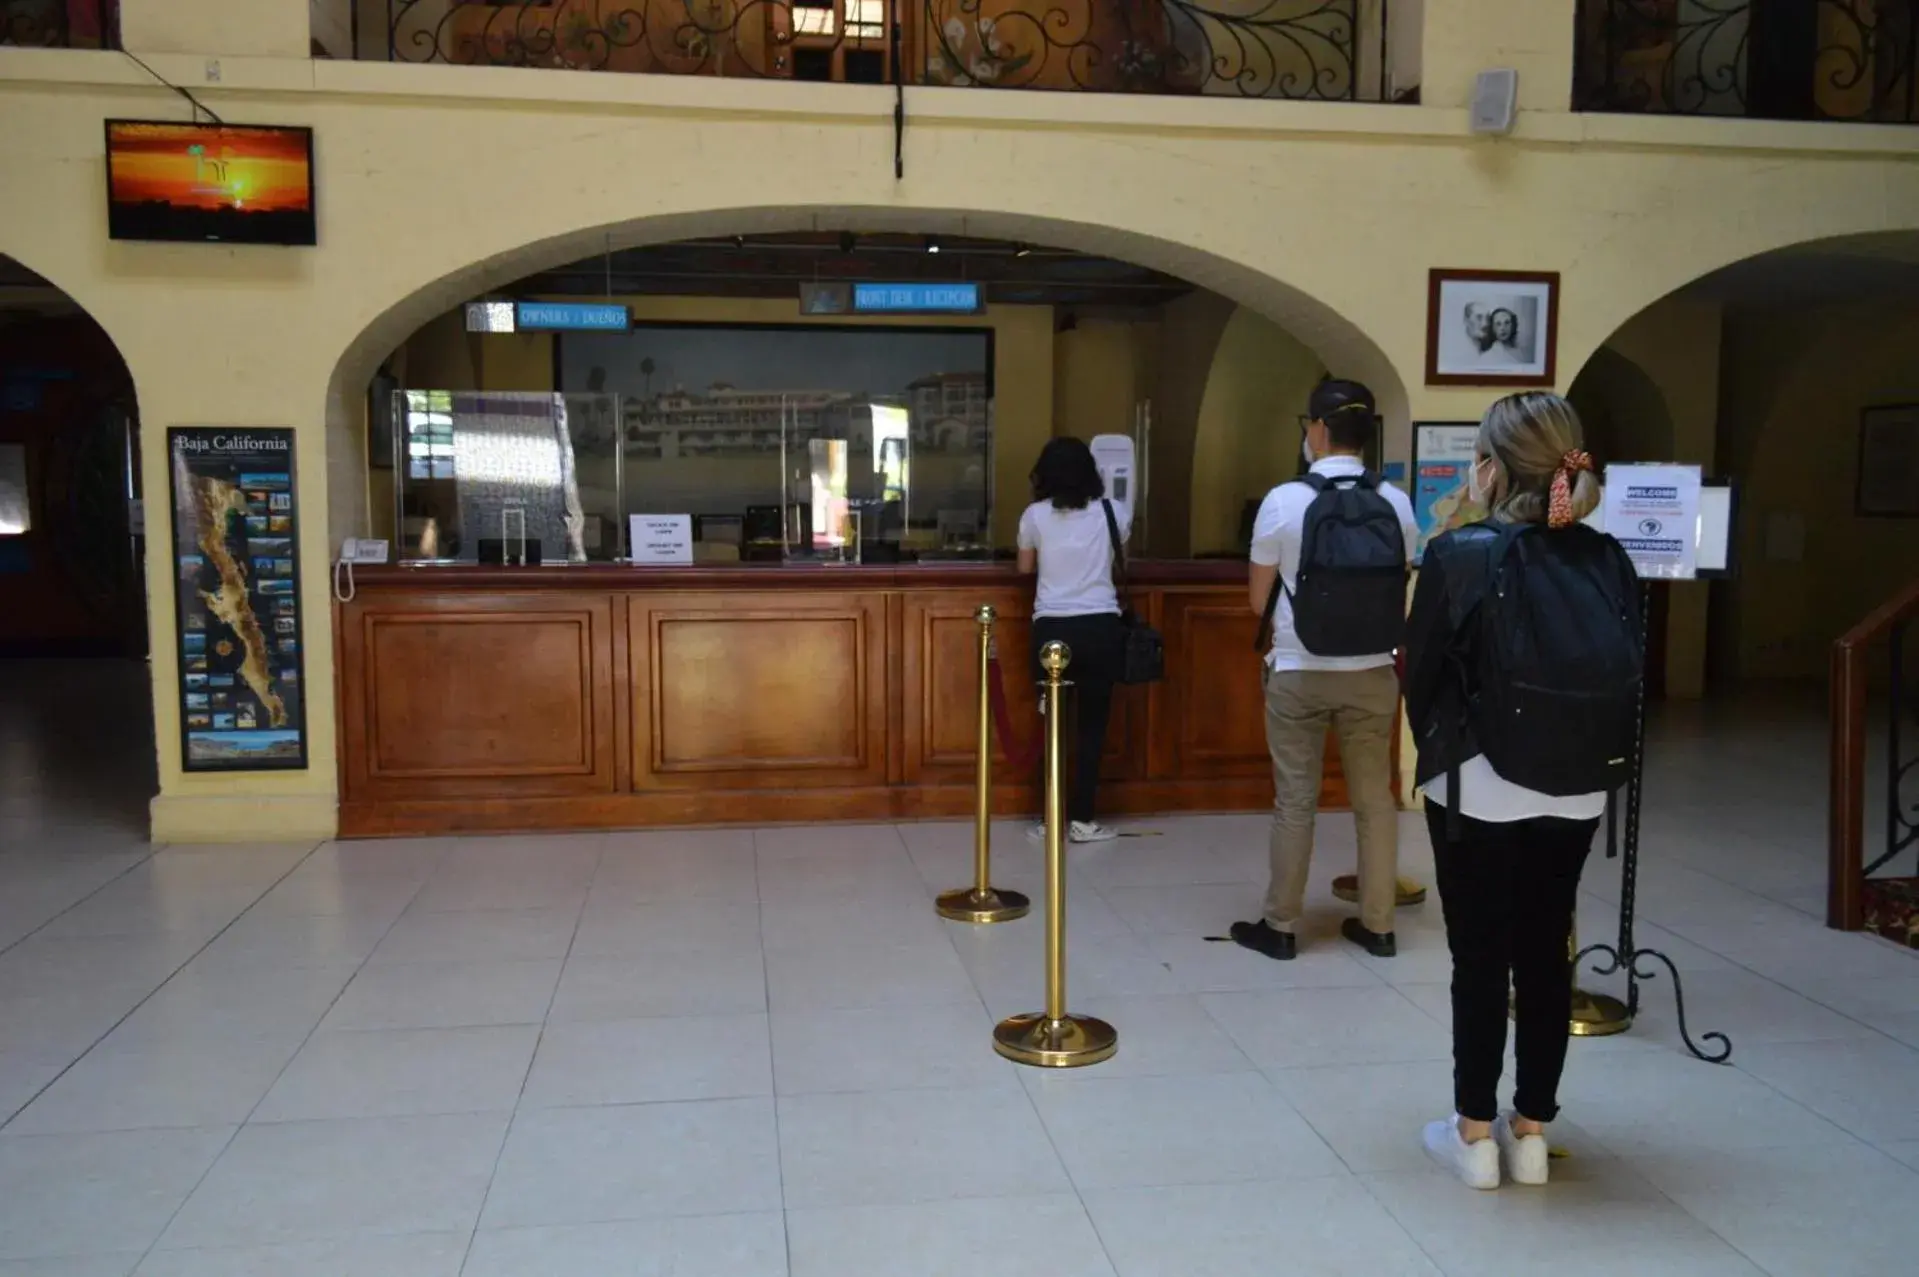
<box><xmin>1261</xmin><ymin>664</ymin><xmax>1400</xmax><ymax>936</ymax></box>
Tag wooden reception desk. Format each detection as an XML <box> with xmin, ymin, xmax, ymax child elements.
<box><xmin>332</xmin><ymin>561</ymin><xmax>1392</xmax><ymax>837</ymax></box>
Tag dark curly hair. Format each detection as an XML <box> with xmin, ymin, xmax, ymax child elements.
<box><xmin>1029</xmin><ymin>436</ymin><xmax>1106</xmax><ymax>510</ymax></box>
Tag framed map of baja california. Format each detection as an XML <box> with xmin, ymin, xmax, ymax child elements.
<box><xmin>167</xmin><ymin>427</ymin><xmax>308</xmax><ymax>772</ymax></box>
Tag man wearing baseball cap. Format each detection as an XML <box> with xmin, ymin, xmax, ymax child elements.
<box><xmin>1232</xmin><ymin>377</ymin><xmax>1417</xmax><ymax>961</ymax></box>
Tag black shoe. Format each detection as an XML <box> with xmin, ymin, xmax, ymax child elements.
<box><xmin>1230</xmin><ymin>919</ymin><xmax>1297</xmax><ymax>961</ymax></box>
<box><xmin>1342</xmin><ymin>917</ymin><xmax>1397</xmax><ymax>958</ymax></box>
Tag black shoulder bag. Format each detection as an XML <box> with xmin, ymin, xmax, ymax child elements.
<box><xmin>1102</xmin><ymin>499</ymin><xmax>1164</xmax><ymax>684</ymax></box>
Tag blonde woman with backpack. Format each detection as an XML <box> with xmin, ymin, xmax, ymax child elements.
<box><xmin>1403</xmin><ymin>392</ymin><xmax>1643</xmax><ymax>1190</ymax></box>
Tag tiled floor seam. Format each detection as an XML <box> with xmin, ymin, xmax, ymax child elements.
<box><xmin>0</xmin><ymin>845</ymin><xmax>162</xmax><ymax>962</ymax></box>
<box><xmin>454</xmin><ymin>853</ymin><xmax>596</xmax><ymax>1276</ymax></box>
<box><xmin>73</xmin><ymin>839</ymin><xmax>382</xmax><ymax>1271</ymax></box>
<box><xmin>0</xmin><ymin>839</ymin><xmax>332</xmax><ymax>1134</ymax></box>
<box><xmin>750</xmin><ymin>827</ymin><xmax>801</xmax><ymax>1277</ymax></box>
<box><xmin>1637</xmin><ymin>918</ymin><xmax>1919</xmax><ymax>1051</ymax></box>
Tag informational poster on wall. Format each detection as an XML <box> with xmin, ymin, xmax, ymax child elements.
<box><xmin>1410</xmin><ymin>422</ymin><xmax>1488</xmax><ymax>563</ymax></box>
<box><xmin>167</xmin><ymin>427</ymin><xmax>308</xmax><ymax>772</ymax></box>
<box><xmin>1601</xmin><ymin>462</ymin><xmax>1702</xmax><ymax>581</ymax></box>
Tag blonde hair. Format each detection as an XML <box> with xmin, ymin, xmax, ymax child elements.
<box><xmin>1476</xmin><ymin>392</ymin><xmax>1600</xmax><ymax>527</ymax></box>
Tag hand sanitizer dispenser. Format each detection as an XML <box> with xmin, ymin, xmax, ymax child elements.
<box><xmin>1089</xmin><ymin>434</ymin><xmax>1136</xmax><ymax>508</ymax></box>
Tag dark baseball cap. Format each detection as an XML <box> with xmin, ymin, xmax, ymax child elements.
<box><xmin>1308</xmin><ymin>377</ymin><xmax>1376</xmax><ymax>422</ymax></box>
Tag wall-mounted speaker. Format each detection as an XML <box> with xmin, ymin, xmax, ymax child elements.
<box><xmin>1470</xmin><ymin>68</ymin><xmax>1519</xmax><ymax>136</ymax></box>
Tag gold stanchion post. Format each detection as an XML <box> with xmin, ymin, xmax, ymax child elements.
<box><xmin>992</xmin><ymin>641</ymin><xmax>1118</xmax><ymax>1068</ymax></box>
<box><xmin>1568</xmin><ymin>926</ymin><xmax>1631</xmax><ymax>1037</ymax></box>
<box><xmin>936</xmin><ymin>605</ymin><xmax>1031</xmax><ymax>924</ymax></box>
<box><xmin>1332</xmin><ymin>874</ymin><xmax>1428</xmax><ymax>908</ymax></box>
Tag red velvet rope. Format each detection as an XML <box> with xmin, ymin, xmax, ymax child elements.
<box><xmin>985</xmin><ymin>655</ymin><xmax>1044</xmax><ymax>771</ymax></box>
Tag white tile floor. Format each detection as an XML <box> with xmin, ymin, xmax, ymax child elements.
<box><xmin>2</xmin><ymin>666</ymin><xmax>1917</xmax><ymax>1274</ymax></box>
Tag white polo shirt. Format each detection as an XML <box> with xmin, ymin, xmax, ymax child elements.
<box><xmin>1248</xmin><ymin>456</ymin><xmax>1418</xmax><ymax>672</ymax></box>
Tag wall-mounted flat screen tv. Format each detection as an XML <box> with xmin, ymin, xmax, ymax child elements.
<box><xmin>105</xmin><ymin>120</ymin><xmax>317</xmax><ymax>246</ymax></box>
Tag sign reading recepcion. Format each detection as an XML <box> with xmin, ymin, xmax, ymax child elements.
<box><xmin>167</xmin><ymin>427</ymin><xmax>308</xmax><ymax>772</ymax></box>
<box><xmin>852</xmin><ymin>282</ymin><xmax>982</xmax><ymax>315</ymax></box>
<box><xmin>629</xmin><ymin>514</ymin><xmax>694</xmax><ymax>565</ymax></box>
<box><xmin>1600</xmin><ymin>463</ymin><xmax>1703</xmax><ymax>581</ymax></box>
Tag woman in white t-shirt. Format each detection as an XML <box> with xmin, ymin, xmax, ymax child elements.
<box><xmin>1016</xmin><ymin>437</ymin><xmax>1127</xmax><ymax>843</ymax></box>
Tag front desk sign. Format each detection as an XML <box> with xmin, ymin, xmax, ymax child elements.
<box><xmin>629</xmin><ymin>514</ymin><xmax>694</xmax><ymax>565</ymax></box>
<box><xmin>167</xmin><ymin>427</ymin><xmax>308</xmax><ymax>772</ymax></box>
<box><xmin>1600</xmin><ymin>463</ymin><xmax>1702</xmax><ymax>581</ymax></box>
<box><xmin>852</xmin><ymin>282</ymin><xmax>983</xmax><ymax>315</ymax></box>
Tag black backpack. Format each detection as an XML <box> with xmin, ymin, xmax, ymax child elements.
<box><xmin>1259</xmin><ymin>472</ymin><xmax>1408</xmax><ymax>657</ymax></box>
<box><xmin>1460</xmin><ymin>522</ymin><xmax>1643</xmax><ymax>797</ymax></box>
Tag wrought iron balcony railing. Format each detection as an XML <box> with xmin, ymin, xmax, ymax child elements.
<box><xmin>1</xmin><ymin>0</ymin><xmax>116</xmax><ymax>47</ymax></box>
<box><xmin>368</xmin><ymin>0</ymin><xmax>1385</xmax><ymax>101</ymax></box>
<box><xmin>1576</xmin><ymin>0</ymin><xmax>1917</xmax><ymax>123</ymax></box>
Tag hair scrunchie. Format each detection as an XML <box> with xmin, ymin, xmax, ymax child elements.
<box><xmin>1547</xmin><ymin>449</ymin><xmax>1595</xmax><ymax>529</ymax></box>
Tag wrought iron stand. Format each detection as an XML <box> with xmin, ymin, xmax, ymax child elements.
<box><xmin>1577</xmin><ymin>581</ymin><xmax>1734</xmax><ymax>1064</ymax></box>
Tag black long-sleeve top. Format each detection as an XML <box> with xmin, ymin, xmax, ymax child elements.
<box><xmin>1403</xmin><ymin>526</ymin><xmax>1497</xmax><ymax>792</ymax></box>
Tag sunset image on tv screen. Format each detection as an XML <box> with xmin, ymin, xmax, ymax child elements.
<box><xmin>106</xmin><ymin>121</ymin><xmax>316</xmax><ymax>246</ymax></box>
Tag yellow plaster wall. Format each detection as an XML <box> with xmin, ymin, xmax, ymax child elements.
<box><xmin>1187</xmin><ymin>309</ymin><xmax>1326</xmax><ymax>555</ymax></box>
<box><xmin>5</xmin><ymin>7</ymin><xmax>1918</xmax><ymax>840</ymax></box>
<box><xmin>1053</xmin><ymin>319</ymin><xmax>1156</xmax><ymax>444</ymax></box>
<box><xmin>1718</xmin><ymin>305</ymin><xmax>1919</xmax><ymax>681</ymax></box>
<box><xmin>121</xmin><ymin>0</ymin><xmax>310</xmax><ymax>58</ymax></box>
<box><xmin>1420</xmin><ymin>0</ymin><xmax>1576</xmax><ymax>111</ymax></box>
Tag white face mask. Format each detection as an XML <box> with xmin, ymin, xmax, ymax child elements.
<box><xmin>1301</xmin><ymin>436</ymin><xmax>1316</xmax><ymax>467</ymax></box>
<box><xmin>1468</xmin><ymin>456</ymin><xmax>1492</xmax><ymax>504</ymax></box>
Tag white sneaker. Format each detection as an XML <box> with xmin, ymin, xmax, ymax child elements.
<box><xmin>1069</xmin><ymin>821</ymin><xmax>1118</xmax><ymax>844</ymax></box>
<box><xmin>1423</xmin><ymin>1115</ymin><xmax>1500</xmax><ymax>1190</ymax></box>
<box><xmin>1494</xmin><ymin>1113</ymin><xmax>1550</xmax><ymax>1186</ymax></box>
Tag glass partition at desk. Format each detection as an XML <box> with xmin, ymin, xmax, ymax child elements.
<box><xmin>395</xmin><ymin>324</ymin><xmax>998</xmax><ymax>565</ymax></box>
<box><xmin>394</xmin><ymin>391</ymin><xmax>620</xmax><ymax>563</ymax></box>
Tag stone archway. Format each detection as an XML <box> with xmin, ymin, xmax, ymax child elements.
<box><xmin>0</xmin><ymin>253</ymin><xmax>153</xmax><ymax>832</ymax></box>
<box><xmin>321</xmin><ymin>205</ymin><xmax>1415</xmax><ymax>556</ymax></box>
<box><xmin>1567</xmin><ymin>344</ymin><xmax>1676</xmax><ymax>467</ymax></box>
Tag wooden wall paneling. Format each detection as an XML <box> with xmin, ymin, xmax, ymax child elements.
<box><xmin>898</xmin><ymin>586</ymin><xmax>1033</xmax><ymax>786</ymax></box>
<box><xmin>1157</xmin><ymin>589</ymin><xmax>1275</xmax><ymax>782</ymax></box>
<box><xmin>629</xmin><ymin>590</ymin><xmax>888</xmax><ymax>790</ymax></box>
<box><xmin>340</xmin><ymin>592</ymin><xmax>618</xmax><ymax>802</ymax></box>
<box><xmin>333</xmin><ymin>566</ymin><xmax>1380</xmax><ymax>838</ymax></box>
<box><xmin>611</xmin><ymin>586</ymin><xmax>633</xmax><ymax>794</ymax></box>
<box><xmin>885</xmin><ymin>591</ymin><xmax>905</xmax><ymax>785</ymax></box>
<box><xmin>1153</xmin><ymin>588</ymin><xmax>1398</xmax><ymax>808</ymax></box>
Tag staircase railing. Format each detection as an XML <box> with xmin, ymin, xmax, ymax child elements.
<box><xmin>1828</xmin><ymin>577</ymin><xmax>1919</xmax><ymax>931</ymax></box>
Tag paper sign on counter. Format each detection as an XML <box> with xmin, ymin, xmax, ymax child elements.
<box><xmin>629</xmin><ymin>514</ymin><xmax>694</xmax><ymax>565</ymax></box>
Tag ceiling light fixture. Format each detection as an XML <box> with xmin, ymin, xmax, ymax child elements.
<box><xmin>925</xmin><ymin>236</ymin><xmax>941</xmax><ymax>255</ymax></box>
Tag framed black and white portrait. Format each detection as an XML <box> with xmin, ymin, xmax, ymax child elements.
<box><xmin>1426</xmin><ymin>270</ymin><xmax>1560</xmax><ymax>387</ymax></box>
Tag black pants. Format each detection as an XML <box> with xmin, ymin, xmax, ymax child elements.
<box><xmin>1030</xmin><ymin>613</ymin><xmax>1124</xmax><ymax>823</ymax></box>
<box><xmin>1425</xmin><ymin>801</ymin><xmax>1597</xmax><ymax>1123</ymax></box>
